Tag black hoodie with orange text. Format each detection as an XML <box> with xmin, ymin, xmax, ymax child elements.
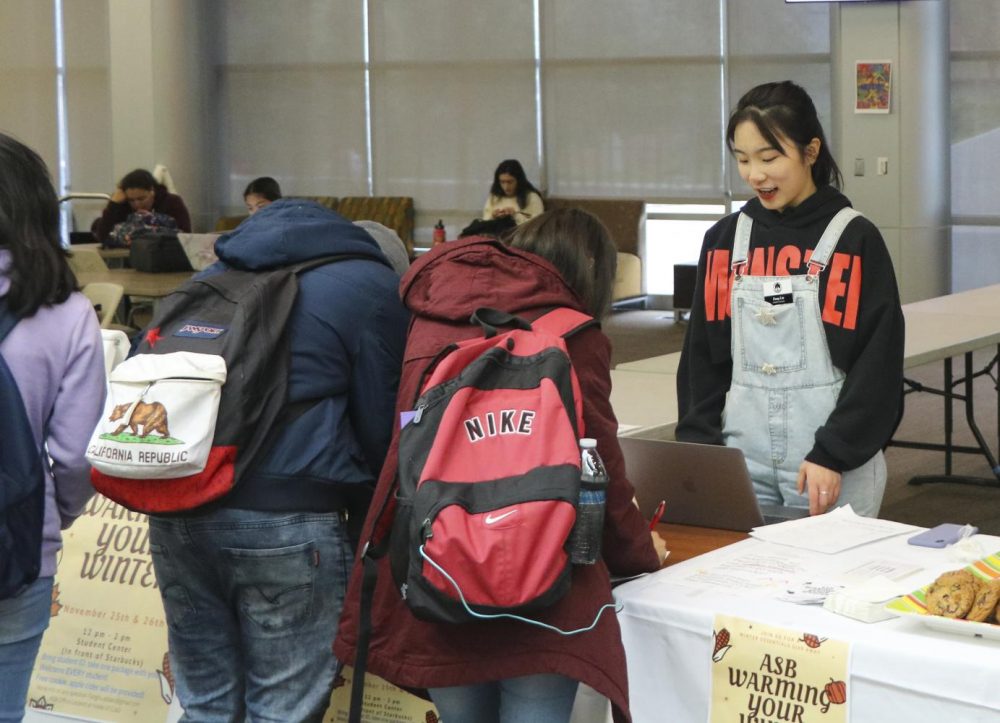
<box><xmin>676</xmin><ymin>185</ymin><xmax>905</xmax><ymax>473</ymax></box>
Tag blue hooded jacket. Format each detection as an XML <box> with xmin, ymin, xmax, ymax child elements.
<box><xmin>205</xmin><ymin>199</ymin><xmax>409</xmax><ymax>514</ymax></box>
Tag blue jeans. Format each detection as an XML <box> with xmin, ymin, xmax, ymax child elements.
<box><xmin>148</xmin><ymin>509</ymin><xmax>353</xmax><ymax>723</ymax></box>
<box><xmin>0</xmin><ymin>576</ymin><xmax>54</xmax><ymax>723</ymax></box>
<box><xmin>429</xmin><ymin>674</ymin><xmax>579</xmax><ymax>723</ymax></box>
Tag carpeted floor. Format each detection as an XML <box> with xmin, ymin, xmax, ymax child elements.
<box><xmin>604</xmin><ymin>310</ymin><xmax>1000</xmax><ymax>535</ymax></box>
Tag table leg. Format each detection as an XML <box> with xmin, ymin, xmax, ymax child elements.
<box><xmin>909</xmin><ymin>350</ymin><xmax>1000</xmax><ymax>488</ymax></box>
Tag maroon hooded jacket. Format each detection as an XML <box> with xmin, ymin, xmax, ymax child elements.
<box><xmin>333</xmin><ymin>236</ymin><xmax>660</xmax><ymax>723</ymax></box>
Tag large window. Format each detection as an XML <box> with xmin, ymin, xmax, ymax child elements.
<box><xmin>211</xmin><ymin>0</ymin><xmax>832</xmax><ymax>255</ymax></box>
<box><xmin>950</xmin><ymin>0</ymin><xmax>1000</xmax><ymax>292</ymax></box>
<box><xmin>217</xmin><ymin>0</ymin><xmax>368</xmax><ymax>204</ymax></box>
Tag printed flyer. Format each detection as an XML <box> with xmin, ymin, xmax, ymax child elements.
<box><xmin>709</xmin><ymin>614</ymin><xmax>850</xmax><ymax>723</ymax></box>
<box><xmin>326</xmin><ymin>667</ymin><xmax>440</xmax><ymax>723</ymax></box>
<box><xmin>26</xmin><ymin>494</ymin><xmax>439</xmax><ymax>723</ymax></box>
<box><xmin>27</xmin><ymin>495</ymin><xmax>173</xmax><ymax>721</ymax></box>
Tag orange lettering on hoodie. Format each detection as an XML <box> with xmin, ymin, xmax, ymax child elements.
<box><xmin>775</xmin><ymin>246</ymin><xmax>801</xmax><ymax>275</ymax></box>
<box><xmin>822</xmin><ymin>251</ymin><xmax>858</xmax><ymax>328</ymax></box>
<box><xmin>704</xmin><ymin>249</ymin><xmax>732</xmax><ymax>322</ymax></box>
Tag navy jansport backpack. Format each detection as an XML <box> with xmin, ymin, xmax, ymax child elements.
<box><xmin>89</xmin><ymin>255</ymin><xmax>359</xmax><ymax>513</ymax></box>
<box><xmin>0</xmin><ymin>301</ymin><xmax>46</xmax><ymax>599</ymax></box>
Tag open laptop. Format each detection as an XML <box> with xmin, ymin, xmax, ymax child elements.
<box><xmin>618</xmin><ymin>437</ymin><xmax>809</xmax><ymax>532</ymax></box>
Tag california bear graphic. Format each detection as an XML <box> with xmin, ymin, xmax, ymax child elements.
<box><xmin>108</xmin><ymin>401</ymin><xmax>171</xmax><ymax>438</ymax></box>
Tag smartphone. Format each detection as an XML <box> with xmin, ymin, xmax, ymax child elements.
<box><xmin>907</xmin><ymin>523</ymin><xmax>977</xmax><ymax>548</ymax></box>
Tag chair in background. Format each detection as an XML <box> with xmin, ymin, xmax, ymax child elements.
<box><xmin>81</xmin><ymin>282</ymin><xmax>125</xmax><ymax>329</ymax></box>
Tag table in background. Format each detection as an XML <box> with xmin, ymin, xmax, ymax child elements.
<box><xmin>74</xmin><ymin>269</ymin><xmax>192</xmax><ymax>299</ymax></box>
<box><xmin>73</xmin><ymin>241</ymin><xmax>131</xmax><ymax>264</ymax></box>
<box><xmin>610</xmin><ymin>368</ymin><xmax>677</xmax><ymax>439</ymax></box>
<box><xmin>893</xmin><ymin>285</ymin><xmax>1000</xmax><ymax>487</ymax></box>
<box><xmin>614</xmin><ymin>350</ymin><xmax>681</xmax><ymax>375</ymax></box>
<box><xmin>616</xmin><ymin>530</ymin><xmax>1000</xmax><ymax>722</ymax></box>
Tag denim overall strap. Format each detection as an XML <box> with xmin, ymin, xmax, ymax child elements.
<box><xmin>807</xmin><ymin>208</ymin><xmax>863</xmax><ymax>274</ymax></box>
<box><xmin>722</xmin><ymin>210</ymin><xmax>885</xmax><ymax>516</ymax></box>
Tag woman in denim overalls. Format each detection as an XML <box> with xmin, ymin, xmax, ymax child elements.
<box><xmin>677</xmin><ymin>81</ymin><xmax>905</xmax><ymax>518</ymax></box>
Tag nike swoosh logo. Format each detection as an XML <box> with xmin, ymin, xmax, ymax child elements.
<box><xmin>484</xmin><ymin>510</ymin><xmax>518</xmax><ymax>525</ymax></box>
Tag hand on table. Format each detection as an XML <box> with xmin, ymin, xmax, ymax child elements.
<box><xmin>796</xmin><ymin>461</ymin><xmax>842</xmax><ymax>516</ymax></box>
<box><xmin>651</xmin><ymin>530</ymin><xmax>669</xmax><ymax>567</ymax></box>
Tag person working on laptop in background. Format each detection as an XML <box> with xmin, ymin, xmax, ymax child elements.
<box><xmin>676</xmin><ymin>80</ymin><xmax>904</xmax><ymax>518</ymax></box>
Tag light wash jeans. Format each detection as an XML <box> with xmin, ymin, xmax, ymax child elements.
<box><xmin>149</xmin><ymin>508</ymin><xmax>353</xmax><ymax>723</ymax></box>
<box><xmin>429</xmin><ymin>674</ymin><xmax>580</xmax><ymax>723</ymax></box>
<box><xmin>0</xmin><ymin>576</ymin><xmax>53</xmax><ymax>723</ymax></box>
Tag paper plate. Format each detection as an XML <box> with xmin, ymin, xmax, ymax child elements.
<box><xmin>885</xmin><ymin>551</ymin><xmax>1000</xmax><ymax>640</ymax></box>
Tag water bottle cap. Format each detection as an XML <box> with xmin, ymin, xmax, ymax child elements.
<box><xmin>580</xmin><ymin>438</ymin><xmax>597</xmax><ymax>449</ymax></box>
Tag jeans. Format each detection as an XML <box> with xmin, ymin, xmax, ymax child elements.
<box><xmin>429</xmin><ymin>674</ymin><xmax>580</xmax><ymax>723</ymax></box>
<box><xmin>148</xmin><ymin>508</ymin><xmax>353</xmax><ymax>723</ymax></box>
<box><xmin>0</xmin><ymin>576</ymin><xmax>54</xmax><ymax>723</ymax></box>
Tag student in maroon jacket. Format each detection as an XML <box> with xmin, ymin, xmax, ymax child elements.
<box><xmin>335</xmin><ymin>208</ymin><xmax>664</xmax><ymax>723</ymax></box>
<box><xmin>91</xmin><ymin>168</ymin><xmax>191</xmax><ymax>243</ymax></box>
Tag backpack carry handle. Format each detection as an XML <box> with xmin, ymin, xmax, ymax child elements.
<box><xmin>470</xmin><ymin>307</ymin><xmax>532</xmax><ymax>338</ymax></box>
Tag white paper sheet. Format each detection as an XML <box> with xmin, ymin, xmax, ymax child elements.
<box><xmin>749</xmin><ymin>505</ymin><xmax>919</xmax><ymax>554</ymax></box>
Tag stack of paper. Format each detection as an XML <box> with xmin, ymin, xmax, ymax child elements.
<box><xmin>750</xmin><ymin>505</ymin><xmax>919</xmax><ymax>554</ymax></box>
<box><xmin>823</xmin><ymin>576</ymin><xmax>909</xmax><ymax>623</ymax></box>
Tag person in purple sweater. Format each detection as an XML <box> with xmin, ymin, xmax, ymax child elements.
<box><xmin>0</xmin><ymin>134</ymin><xmax>106</xmax><ymax>721</ymax></box>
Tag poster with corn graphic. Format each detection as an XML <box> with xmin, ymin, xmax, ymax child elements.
<box><xmin>710</xmin><ymin>614</ymin><xmax>850</xmax><ymax>723</ymax></box>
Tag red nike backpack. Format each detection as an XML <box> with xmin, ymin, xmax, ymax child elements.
<box><xmin>388</xmin><ymin>307</ymin><xmax>596</xmax><ymax>623</ymax></box>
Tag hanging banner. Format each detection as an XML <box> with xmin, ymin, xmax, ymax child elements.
<box><xmin>709</xmin><ymin>614</ymin><xmax>850</xmax><ymax>723</ymax></box>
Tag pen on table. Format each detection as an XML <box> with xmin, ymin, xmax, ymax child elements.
<box><xmin>649</xmin><ymin>500</ymin><xmax>666</xmax><ymax>530</ymax></box>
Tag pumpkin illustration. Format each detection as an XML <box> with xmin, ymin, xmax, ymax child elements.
<box><xmin>825</xmin><ymin>678</ymin><xmax>847</xmax><ymax>705</ymax></box>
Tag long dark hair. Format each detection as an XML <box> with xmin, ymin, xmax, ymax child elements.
<box><xmin>726</xmin><ymin>80</ymin><xmax>842</xmax><ymax>189</ymax></box>
<box><xmin>489</xmin><ymin>159</ymin><xmax>542</xmax><ymax>210</ymax></box>
<box><xmin>0</xmin><ymin>133</ymin><xmax>76</xmax><ymax>317</ymax></box>
<box><xmin>507</xmin><ymin>208</ymin><xmax>616</xmax><ymax>318</ymax></box>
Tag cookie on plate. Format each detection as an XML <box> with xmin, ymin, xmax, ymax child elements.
<box><xmin>965</xmin><ymin>578</ymin><xmax>1000</xmax><ymax>623</ymax></box>
<box><xmin>925</xmin><ymin>569</ymin><xmax>976</xmax><ymax>619</ymax></box>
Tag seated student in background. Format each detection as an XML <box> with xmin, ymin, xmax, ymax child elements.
<box><xmin>482</xmin><ymin>158</ymin><xmax>544</xmax><ymax>225</ymax></box>
<box><xmin>243</xmin><ymin>176</ymin><xmax>282</xmax><ymax>215</ymax></box>
<box><xmin>675</xmin><ymin>80</ymin><xmax>904</xmax><ymax>519</ymax></box>
<box><xmin>91</xmin><ymin>168</ymin><xmax>191</xmax><ymax>243</ymax></box>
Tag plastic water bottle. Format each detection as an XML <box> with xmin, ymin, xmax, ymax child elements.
<box><xmin>569</xmin><ymin>438</ymin><xmax>608</xmax><ymax>565</ymax></box>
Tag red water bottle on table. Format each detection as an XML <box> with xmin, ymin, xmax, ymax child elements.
<box><xmin>433</xmin><ymin>219</ymin><xmax>446</xmax><ymax>246</ymax></box>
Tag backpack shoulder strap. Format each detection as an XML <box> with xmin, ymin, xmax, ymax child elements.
<box><xmin>531</xmin><ymin>307</ymin><xmax>597</xmax><ymax>340</ymax></box>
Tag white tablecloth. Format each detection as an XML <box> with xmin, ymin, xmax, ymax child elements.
<box><xmin>615</xmin><ymin>533</ymin><xmax>1000</xmax><ymax>722</ymax></box>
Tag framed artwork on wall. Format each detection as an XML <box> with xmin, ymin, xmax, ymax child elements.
<box><xmin>855</xmin><ymin>61</ymin><xmax>892</xmax><ymax>114</ymax></box>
